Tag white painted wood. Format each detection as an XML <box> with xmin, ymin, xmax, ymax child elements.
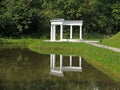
<box><xmin>50</xmin><ymin>54</ymin><xmax>83</xmax><ymax>77</ymax></box>
<box><xmin>79</xmin><ymin>57</ymin><xmax>82</xmax><ymax>67</ymax></box>
<box><xmin>50</xmin><ymin>69</ymin><xmax>63</xmax><ymax>77</ymax></box>
<box><xmin>50</xmin><ymin>54</ymin><xmax>53</xmax><ymax>68</ymax></box>
<box><xmin>61</xmin><ymin>67</ymin><xmax>82</xmax><ymax>72</ymax></box>
<box><xmin>50</xmin><ymin>18</ymin><xmax>83</xmax><ymax>42</ymax></box>
<box><xmin>52</xmin><ymin>26</ymin><xmax>54</xmax><ymax>41</ymax></box>
<box><xmin>51</xmin><ymin>22</ymin><xmax>63</xmax><ymax>25</ymax></box>
<box><xmin>70</xmin><ymin>25</ymin><xmax>73</xmax><ymax>39</ymax></box>
<box><xmin>53</xmin><ymin>25</ymin><xmax>56</xmax><ymax>41</ymax></box>
<box><xmin>80</xmin><ymin>26</ymin><xmax>82</xmax><ymax>39</ymax></box>
<box><xmin>60</xmin><ymin>25</ymin><xmax>63</xmax><ymax>41</ymax></box>
<box><xmin>51</xmin><ymin>18</ymin><xmax>64</xmax><ymax>25</ymax></box>
<box><xmin>63</xmin><ymin>20</ymin><xmax>83</xmax><ymax>26</ymax></box>
<box><xmin>60</xmin><ymin>55</ymin><xmax>63</xmax><ymax>71</ymax></box>
<box><xmin>54</xmin><ymin>25</ymin><xmax>56</xmax><ymax>40</ymax></box>
<box><xmin>70</xmin><ymin>56</ymin><xmax>72</xmax><ymax>67</ymax></box>
<box><xmin>50</xmin><ymin>18</ymin><xmax>64</xmax><ymax>22</ymax></box>
<box><xmin>53</xmin><ymin>54</ymin><xmax>55</xmax><ymax>69</ymax></box>
<box><xmin>52</xmin><ymin>25</ymin><xmax>54</xmax><ymax>41</ymax></box>
<box><xmin>50</xmin><ymin>25</ymin><xmax>53</xmax><ymax>41</ymax></box>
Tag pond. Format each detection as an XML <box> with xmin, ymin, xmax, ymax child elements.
<box><xmin>0</xmin><ymin>48</ymin><xmax>120</xmax><ymax>90</ymax></box>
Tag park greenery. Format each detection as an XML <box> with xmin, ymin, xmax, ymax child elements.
<box><xmin>0</xmin><ymin>0</ymin><xmax>120</xmax><ymax>81</ymax></box>
<box><xmin>101</xmin><ymin>32</ymin><xmax>120</xmax><ymax>48</ymax></box>
<box><xmin>0</xmin><ymin>33</ymin><xmax>120</xmax><ymax>81</ymax></box>
<box><xmin>0</xmin><ymin>0</ymin><xmax>120</xmax><ymax>38</ymax></box>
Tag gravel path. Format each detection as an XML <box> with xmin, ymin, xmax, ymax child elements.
<box><xmin>85</xmin><ymin>42</ymin><xmax>120</xmax><ymax>53</ymax></box>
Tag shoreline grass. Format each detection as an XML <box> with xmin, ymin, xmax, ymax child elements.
<box><xmin>0</xmin><ymin>38</ymin><xmax>120</xmax><ymax>81</ymax></box>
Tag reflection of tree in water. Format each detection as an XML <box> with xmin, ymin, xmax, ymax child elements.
<box><xmin>0</xmin><ymin>48</ymin><xmax>120</xmax><ymax>89</ymax></box>
<box><xmin>17</xmin><ymin>54</ymin><xmax>29</xmax><ymax>66</ymax></box>
<box><xmin>9</xmin><ymin>54</ymin><xmax>32</xmax><ymax>71</ymax></box>
<box><xmin>4</xmin><ymin>54</ymin><xmax>31</xmax><ymax>72</ymax></box>
<box><xmin>0</xmin><ymin>39</ymin><xmax>3</xmax><ymax>44</ymax></box>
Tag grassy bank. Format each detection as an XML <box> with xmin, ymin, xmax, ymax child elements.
<box><xmin>29</xmin><ymin>41</ymin><xmax>120</xmax><ymax>81</ymax></box>
<box><xmin>101</xmin><ymin>32</ymin><xmax>120</xmax><ymax>48</ymax></box>
<box><xmin>0</xmin><ymin>38</ymin><xmax>41</xmax><ymax>44</ymax></box>
<box><xmin>0</xmin><ymin>38</ymin><xmax>120</xmax><ymax>81</ymax></box>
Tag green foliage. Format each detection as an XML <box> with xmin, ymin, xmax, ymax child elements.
<box><xmin>0</xmin><ymin>0</ymin><xmax>44</xmax><ymax>38</ymax></box>
<box><xmin>0</xmin><ymin>0</ymin><xmax>120</xmax><ymax>38</ymax></box>
<box><xmin>111</xmin><ymin>2</ymin><xmax>120</xmax><ymax>33</ymax></box>
<box><xmin>112</xmin><ymin>2</ymin><xmax>120</xmax><ymax>20</ymax></box>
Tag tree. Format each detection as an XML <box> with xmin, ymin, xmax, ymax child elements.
<box><xmin>112</xmin><ymin>2</ymin><xmax>120</xmax><ymax>33</ymax></box>
<box><xmin>0</xmin><ymin>0</ymin><xmax>43</xmax><ymax>38</ymax></box>
<box><xmin>0</xmin><ymin>0</ymin><xmax>120</xmax><ymax>38</ymax></box>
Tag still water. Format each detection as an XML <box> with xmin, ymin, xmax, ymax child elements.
<box><xmin>0</xmin><ymin>48</ymin><xmax>120</xmax><ymax>90</ymax></box>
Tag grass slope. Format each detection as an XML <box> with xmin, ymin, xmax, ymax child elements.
<box><xmin>101</xmin><ymin>32</ymin><xmax>120</xmax><ymax>48</ymax></box>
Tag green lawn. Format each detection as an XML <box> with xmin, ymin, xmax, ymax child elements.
<box><xmin>101</xmin><ymin>32</ymin><xmax>120</xmax><ymax>48</ymax></box>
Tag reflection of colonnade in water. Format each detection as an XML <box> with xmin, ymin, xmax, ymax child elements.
<box><xmin>50</xmin><ymin>54</ymin><xmax>82</xmax><ymax>77</ymax></box>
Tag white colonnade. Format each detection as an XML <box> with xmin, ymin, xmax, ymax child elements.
<box><xmin>50</xmin><ymin>54</ymin><xmax>82</xmax><ymax>77</ymax></box>
<box><xmin>50</xmin><ymin>19</ymin><xmax>83</xmax><ymax>41</ymax></box>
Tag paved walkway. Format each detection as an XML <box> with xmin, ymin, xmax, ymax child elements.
<box><xmin>85</xmin><ymin>42</ymin><xmax>120</xmax><ymax>53</ymax></box>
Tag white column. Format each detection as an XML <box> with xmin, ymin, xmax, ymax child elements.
<box><xmin>70</xmin><ymin>56</ymin><xmax>72</xmax><ymax>67</ymax></box>
<box><xmin>50</xmin><ymin>54</ymin><xmax>53</xmax><ymax>68</ymax></box>
<box><xmin>80</xmin><ymin>25</ymin><xmax>82</xmax><ymax>39</ymax></box>
<box><xmin>54</xmin><ymin>25</ymin><xmax>56</xmax><ymax>40</ymax></box>
<box><xmin>60</xmin><ymin>55</ymin><xmax>63</xmax><ymax>71</ymax></box>
<box><xmin>79</xmin><ymin>57</ymin><xmax>82</xmax><ymax>67</ymax></box>
<box><xmin>50</xmin><ymin>25</ymin><xmax>53</xmax><ymax>41</ymax></box>
<box><xmin>53</xmin><ymin>25</ymin><xmax>56</xmax><ymax>41</ymax></box>
<box><xmin>60</xmin><ymin>25</ymin><xmax>63</xmax><ymax>41</ymax></box>
<box><xmin>70</xmin><ymin>25</ymin><xmax>73</xmax><ymax>39</ymax></box>
<box><xmin>53</xmin><ymin>54</ymin><xmax>55</xmax><ymax>69</ymax></box>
